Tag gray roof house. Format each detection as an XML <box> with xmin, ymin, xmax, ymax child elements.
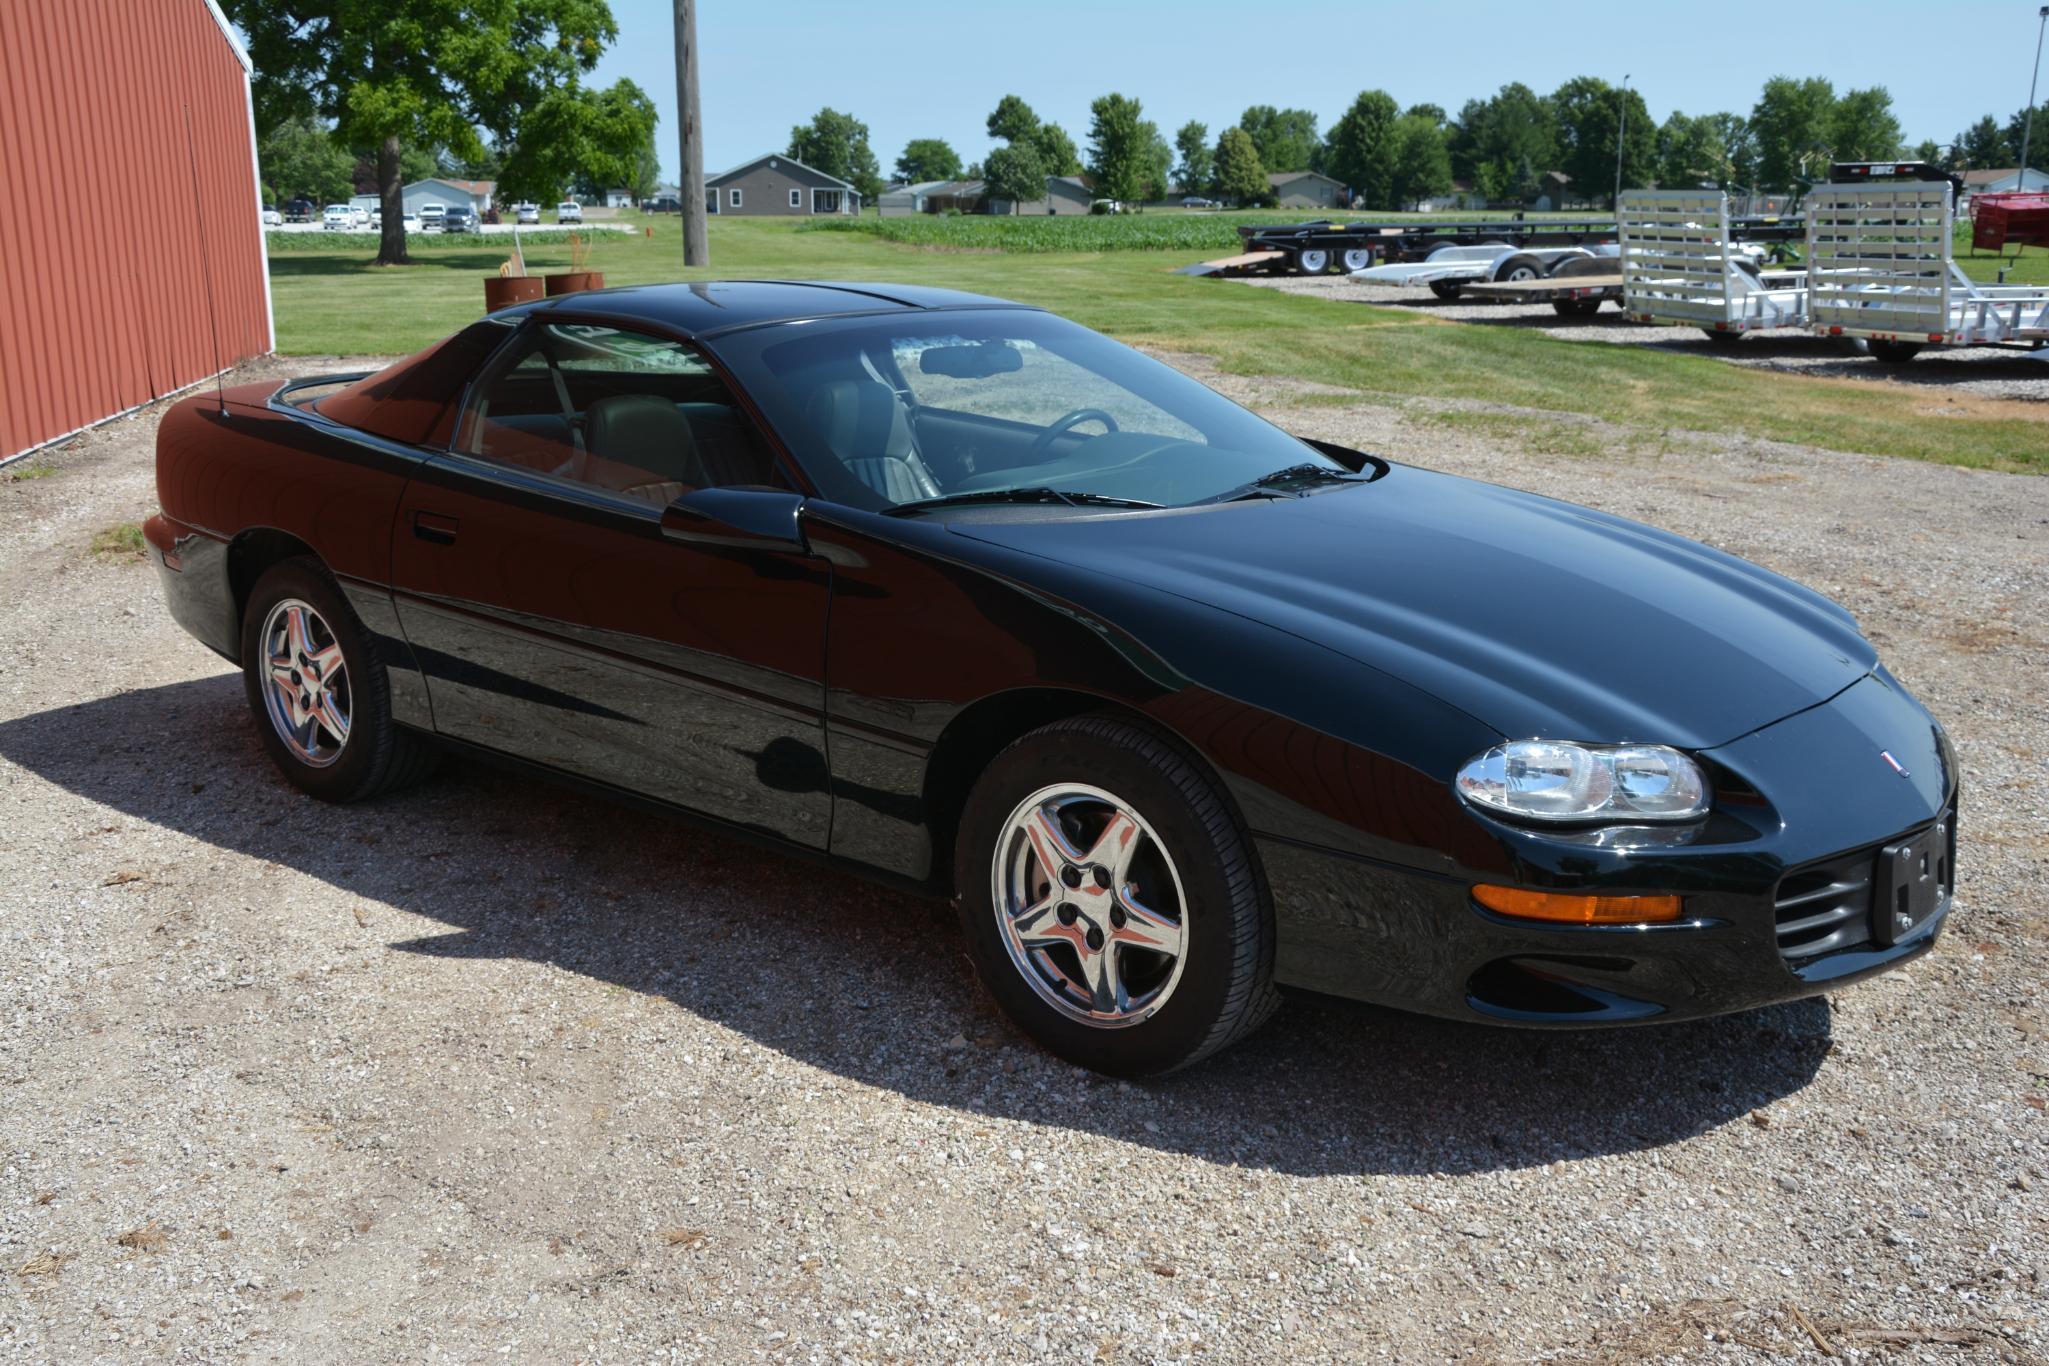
<box><xmin>705</xmin><ymin>153</ymin><xmax>859</xmax><ymax>216</ymax></box>
<box><xmin>1011</xmin><ymin>175</ymin><xmax>1095</xmax><ymax>216</ymax></box>
<box><xmin>1267</xmin><ymin>170</ymin><xmax>1346</xmax><ymax>211</ymax></box>
<box><xmin>879</xmin><ymin>179</ymin><xmax>950</xmax><ymax>216</ymax></box>
<box><xmin>401</xmin><ymin>178</ymin><xmax>497</xmax><ymax>215</ymax></box>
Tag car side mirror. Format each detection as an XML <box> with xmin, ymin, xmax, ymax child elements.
<box><xmin>660</xmin><ymin>486</ymin><xmax>808</xmax><ymax>553</ymax></box>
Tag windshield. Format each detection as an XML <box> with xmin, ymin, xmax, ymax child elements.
<box><xmin>718</xmin><ymin>309</ymin><xmax>1340</xmax><ymax>512</ymax></box>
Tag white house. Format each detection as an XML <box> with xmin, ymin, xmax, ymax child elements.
<box><xmin>400</xmin><ymin>178</ymin><xmax>497</xmax><ymax>217</ymax></box>
<box><xmin>1963</xmin><ymin>167</ymin><xmax>2049</xmax><ymax>196</ymax></box>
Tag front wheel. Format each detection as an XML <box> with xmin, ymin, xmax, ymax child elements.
<box><xmin>1428</xmin><ymin>280</ymin><xmax>1464</xmax><ymax>300</ymax></box>
<box><xmin>1868</xmin><ymin>339</ymin><xmax>1925</xmax><ymax>364</ymax></box>
<box><xmin>954</xmin><ymin>716</ymin><xmax>1278</xmax><ymax>1076</ymax></box>
<box><xmin>240</xmin><ymin>558</ymin><xmax>436</xmax><ymax>802</ymax></box>
<box><xmin>1702</xmin><ymin>327</ymin><xmax>1744</xmax><ymax>348</ymax></box>
<box><xmin>1293</xmin><ymin>247</ymin><xmax>1330</xmax><ymax>275</ymax></box>
<box><xmin>1552</xmin><ymin>297</ymin><xmax>1602</xmax><ymax>317</ymax></box>
<box><xmin>1339</xmin><ymin>247</ymin><xmax>1372</xmax><ymax>273</ymax></box>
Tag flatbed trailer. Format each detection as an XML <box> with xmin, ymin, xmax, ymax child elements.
<box><xmin>1181</xmin><ymin>213</ymin><xmax>1803</xmax><ymax>277</ymax></box>
<box><xmin>1457</xmin><ymin>258</ymin><xmax>1625</xmax><ymax>315</ymax></box>
<box><xmin>1807</xmin><ymin>176</ymin><xmax>2049</xmax><ymax>361</ymax></box>
<box><xmin>1619</xmin><ymin>189</ymin><xmax>1807</xmax><ymax>343</ymax></box>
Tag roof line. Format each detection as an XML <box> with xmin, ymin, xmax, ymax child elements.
<box><xmin>707</xmin><ymin>151</ymin><xmax>858</xmax><ymax>191</ymax></box>
<box><xmin>200</xmin><ymin>0</ymin><xmax>253</xmax><ymax>71</ymax></box>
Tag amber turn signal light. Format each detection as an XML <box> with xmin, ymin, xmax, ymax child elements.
<box><xmin>1472</xmin><ymin>885</ymin><xmax>1683</xmax><ymax>925</ymax></box>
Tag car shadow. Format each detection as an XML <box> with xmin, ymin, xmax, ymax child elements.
<box><xmin>0</xmin><ymin>675</ymin><xmax>1833</xmax><ymax>1177</ymax></box>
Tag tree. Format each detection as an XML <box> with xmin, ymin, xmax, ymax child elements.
<box><xmin>1238</xmin><ymin>105</ymin><xmax>1319</xmax><ymax>172</ymax></box>
<box><xmin>1830</xmin><ymin>87</ymin><xmax>1901</xmax><ymax>162</ymax></box>
<box><xmin>258</xmin><ymin>115</ymin><xmax>354</xmax><ymax>204</ymax></box>
<box><xmin>625</xmin><ymin>137</ymin><xmax>662</xmax><ymax>204</ymax></box>
<box><xmin>982</xmin><ymin>142</ymin><xmax>1045</xmax><ymax>213</ymax></box>
<box><xmin>1034</xmin><ymin>123</ymin><xmax>1083</xmax><ymax>177</ymax></box>
<box><xmin>2005</xmin><ymin>104</ymin><xmax>2048</xmax><ymax>171</ymax></box>
<box><xmin>1450</xmin><ymin>83</ymin><xmax>1557</xmax><ymax>203</ymax></box>
<box><xmin>1386</xmin><ymin>114</ymin><xmax>1452</xmax><ymax>207</ymax></box>
<box><xmin>1138</xmin><ymin>122</ymin><xmax>1174</xmax><ymax>202</ymax></box>
<box><xmin>1656</xmin><ymin>112</ymin><xmax>1722</xmax><ymax>188</ymax></box>
<box><xmin>501</xmin><ymin>80</ymin><xmax>658</xmax><ymax>206</ymax></box>
<box><xmin>987</xmin><ymin>94</ymin><xmax>1040</xmax><ymax>145</ymax></box>
<box><xmin>895</xmin><ymin>138</ymin><xmax>962</xmax><ymax>184</ymax></box>
<box><xmin>788</xmin><ymin>107</ymin><xmax>883</xmax><ymax>204</ymax></box>
<box><xmin>226</xmin><ymin>0</ymin><xmax>631</xmax><ymax>265</ymax></box>
<box><xmin>1406</xmin><ymin>103</ymin><xmax>1448</xmax><ymax>126</ymax></box>
<box><xmin>1750</xmin><ymin>76</ymin><xmax>1836</xmax><ymax>190</ymax></box>
<box><xmin>1324</xmin><ymin>90</ymin><xmax>1398</xmax><ymax>208</ymax></box>
<box><xmin>1212</xmin><ymin>126</ymin><xmax>1268</xmax><ymax>205</ymax></box>
<box><xmin>1551</xmin><ymin>76</ymin><xmax>1653</xmax><ymax>205</ymax></box>
<box><xmin>1087</xmin><ymin>93</ymin><xmax>1152</xmax><ymax>202</ymax></box>
<box><xmin>1173</xmin><ymin>120</ymin><xmax>1211</xmax><ymax>195</ymax></box>
<box><xmin>1957</xmin><ymin>114</ymin><xmax>2013</xmax><ymax>170</ymax></box>
<box><xmin>1704</xmin><ymin>112</ymin><xmax>1756</xmax><ymax>189</ymax></box>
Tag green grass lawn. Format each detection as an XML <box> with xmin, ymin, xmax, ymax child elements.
<box><xmin>267</xmin><ymin>216</ymin><xmax>2049</xmax><ymax>474</ymax></box>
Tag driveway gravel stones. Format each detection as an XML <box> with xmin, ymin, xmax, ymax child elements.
<box><xmin>1</xmin><ymin>354</ymin><xmax>2044</xmax><ymax>1361</ymax></box>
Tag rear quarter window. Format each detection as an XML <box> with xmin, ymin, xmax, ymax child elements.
<box><xmin>313</xmin><ymin>320</ymin><xmax>514</xmax><ymax>447</ymax></box>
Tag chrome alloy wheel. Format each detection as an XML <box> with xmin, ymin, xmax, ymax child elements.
<box><xmin>259</xmin><ymin>598</ymin><xmax>351</xmax><ymax>767</ymax></box>
<box><xmin>992</xmin><ymin>783</ymin><xmax>1189</xmax><ymax>1027</ymax></box>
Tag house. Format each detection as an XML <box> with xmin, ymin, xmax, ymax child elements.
<box><xmin>879</xmin><ymin>180</ymin><xmax>950</xmax><ymax>216</ymax></box>
<box><xmin>402</xmin><ymin>178</ymin><xmax>497</xmax><ymax>217</ymax></box>
<box><xmin>3</xmin><ymin>0</ymin><xmax>271</xmax><ymax>464</ymax></box>
<box><xmin>1268</xmin><ymin>170</ymin><xmax>1347</xmax><ymax>211</ymax></box>
<box><xmin>704</xmin><ymin>153</ymin><xmax>860</xmax><ymax>215</ymax></box>
<box><xmin>603</xmin><ymin>188</ymin><xmax>633</xmax><ymax>208</ymax></box>
<box><xmin>1963</xmin><ymin>167</ymin><xmax>2049</xmax><ymax>196</ymax></box>
<box><xmin>1530</xmin><ymin>170</ymin><xmax>1572</xmax><ymax>212</ymax></box>
<box><xmin>1410</xmin><ymin>180</ymin><xmax>1487</xmax><ymax>213</ymax></box>
<box><xmin>1012</xmin><ymin>175</ymin><xmax>1095</xmax><ymax>216</ymax></box>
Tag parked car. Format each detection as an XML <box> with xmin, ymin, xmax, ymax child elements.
<box><xmin>418</xmin><ymin>204</ymin><xmax>446</xmax><ymax>232</ymax></box>
<box><xmin>1088</xmin><ymin>198</ymin><xmax>1124</xmax><ymax>215</ymax></box>
<box><xmin>283</xmin><ymin>197</ymin><xmax>316</xmax><ymax>223</ymax></box>
<box><xmin>321</xmin><ymin>204</ymin><xmax>353</xmax><ymax>230</ymax></box>
<box><xmin>349</xmin><ymin>205</ymin><xmax>371</xmax><ymax>227</ymax></box>
<box><xmin>440</xmin><ymin>204</ymin><xmax>478</xmax><ymax>233</ymax></box>
<box><xmin>643</xmin><ymin>195</ymin><xmax>682</xmax><ymax>213</ymax></box>
<box><xmin>260</xmin><ymin>203</ymin><xmax>282</xmax><ymax>227</ymax></box>
<box><xmin>370</xmin><ymin>207</ymin><xmax>382</xmax><ymax>229</ymax></box>
<box><xmin>143</xmin><ymin>281</ymin><xmax>1956</xmax><ymax>1077</ymax></box>
<box><xmin>400</xmin><ymin>212</ymin><xmax>422</xmax><ymax>233</ymax></box>
<box><xmin>1180</xmin><ymin>196</ymin><xmax>1218</xmax><ymax>210</ymax></box>
<box><xmin>557</xmin><ymin>200</ymin><xmax>583</xmax><ymax>224</ymax></box>
<box><xmin>515</xmin><ymin>202</ymin><xmax>540</xmax><ymax>224</ymax></box>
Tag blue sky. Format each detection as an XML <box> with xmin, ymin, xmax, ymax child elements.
<box><xmin>592</xmin><ymin>0</ymin><xmax>2049</xmax><ymax>181</ymax></box>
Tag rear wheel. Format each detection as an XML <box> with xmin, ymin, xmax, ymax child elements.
<box><xmin>954</xmin><ymin>715</ymin><xmax>1278</xmax><ymax>1076</ymax></box>
<box><xmin>1494</xmin><ymin>253</ymin><xmax>1544</xmax><ymax>283</ymax></box>
<box><xmin>1868</xmin><ymin>339</ymin><xmax>1925</xmax><ymax>364</ymax></box>
<box><xmin>1427</xmin><ymin>280</ymin><xmax>1464</xmax><ymax>300</ymax></box>
<box><xmin>1292</xmin><ymin>247</ymin><xmax>1330</xmax><ymax>275</ymax></box>
<box><xmin>240</xmin><ymin>558</ymin><xmax>436</xmax><ymax>803</ymax></box>
<box><xmin>1701</xmin><ymin>327</ymin><xmax>1744</xmax><ymax>347</ymax></box>
<box><xmin>1339</xmin><ymin>247</ymin><xmax>1372</xmax><ymax>273</ymax></box>
<box><xmin>1552</xmin><ymin>298</ymin><xmax>1602</xmax><ymax>317</ymax></box>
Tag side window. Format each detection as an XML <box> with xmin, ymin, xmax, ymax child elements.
<box><xmin>729</xmin><ymin>188</ymin><xmax>742</xmax><ymax>208</ymax></box>
<box><xmin>788</xmin><ymin>188</ymin><xmax>801</xmax><ymax>208</ymax></box>
<box><xmin>456</xmin><ymin>323</ymin><xmax>781</xmax><ymax>503</ymax></box>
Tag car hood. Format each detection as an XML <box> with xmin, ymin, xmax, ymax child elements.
<box><xmin>947</xmin><ymin>465</ymin><xmax>1875</xmax><ymax>749</ymax></box>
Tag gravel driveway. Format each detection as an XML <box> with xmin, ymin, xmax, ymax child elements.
<box><xmin>1236</xmin><ymin>274</ymin><xmax>2049</xmax><ymax>403</ymax></box>
<box><xmin>2</xmin><ymin>356</ymin><xmax>2045</xmax><ymax>1362</ymax></box>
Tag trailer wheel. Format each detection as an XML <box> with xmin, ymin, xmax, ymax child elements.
<box><xmin>1552</xmin><ymin>298</ymin><xmax>1602</xmax><ymax>318</ymax></box>
<box><xmin>1339</xmin><ymin>247</ymin><xmax>1372</xmax><ymax>273</ymax></box>
<box><xmin>1293</xmin><ymin>248</ymin><xmax>1330</xmax><ymax>275</ymax></box>
<box><xmin>1867</xmin><ymin>339</ymin><xmax>1924</xmax><ymax>364</ymax></box>
<box><xmin>1701</xmin><ymin>328</ymin><xmax>1743</xmax><ymax>348</ymax></box>
<box><xmin>1428</xmin><ymin>281</ymin><xmax>1464</xmax><ymax>300</ymax></box>
<box><xmin>1493</xmin><ymin>253</ymin><xmax>1544</xmax><ymax>283</ymax></box>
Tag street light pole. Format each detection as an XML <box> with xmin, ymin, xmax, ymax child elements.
<box><xmin>1615</xmin><ymin>74</ymin><xmax>1631</xmax><ymax>207</ymax></box>
<box><xmin>2020</xmin><ymin>6</ymin><xmax>2049</xmax><ymax>188</ymax></box>
<box><xmin>674</xmin><ymin>0</ymin><xmax>708</xmax><ymax>267</ymax></box>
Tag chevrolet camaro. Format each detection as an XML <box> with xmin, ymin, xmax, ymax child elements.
<box><xmin>146</xmin><ymin>281</ymin><xmax>1956</xmax><ymax>1075</ymax></box>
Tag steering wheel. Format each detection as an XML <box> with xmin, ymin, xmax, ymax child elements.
<box><xmin>1029</xmin><ymin>407</ymin><xmax>1119</xmax><ymax>456</ymax></box>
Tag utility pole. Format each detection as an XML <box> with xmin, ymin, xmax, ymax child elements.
<box><xmin>1614</xmin><ymin>74</ymin><xmax>1631</xmax><ymax>208</ymax></box>
<box><xmin>2020</xmin><ymin>6</ymin><xmax>2049</xmax><ymax>188</ymax></box>
<box><xmin>674</xmin><ymin>0</ymin><xmax>708</xmax><ymax>267</ymax></box>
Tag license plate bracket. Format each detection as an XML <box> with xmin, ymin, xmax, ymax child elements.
<box><xmin>1874</xmin><ymin>815</ymin><xmax>1952</xmax><ymax>947</ymax></box>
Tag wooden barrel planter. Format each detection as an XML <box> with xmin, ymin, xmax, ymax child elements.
<box><xmin>483</xmin><ymin>276</ymin><xmax>545</xmax><ymax>311</ymax></box>
<box><xmin>543</xmin><ymin>271</ymin><xmax>605</xmax><ymax>296</ymax></box>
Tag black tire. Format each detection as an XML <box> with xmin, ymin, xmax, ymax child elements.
<box><xmin>954</xmin><ymin>715</ymin><xmax>1278</xmax><ymax>1076</ymax></box>
<box><xmin>239</xmin><ymin>557</ymin><xmax>437</xmax><ymax>803</ymax></box>
<box><xmin>1493</xmin><ymin>252</ymin><xmax>1544</xmax><ymax>283</ymax></box>
<box><xmin>1292</xmin><ymin>247</ymin><xmax>1331</xmax><ymax>275</ymax></box>
<box><xmin>1339</xmin><ymin>247</ymin><xmax>1372</xmax><ymax>273</ymax></box>
<box><xmin>1427</xmin><ymin>280</ymin><xmax>1464</xmax><ymax>300</ymax></box>
<box><xmin>1552</xmin><ymin>298</ymin><xmax>1602</xmax><ymax>317</ymax></box>
<box><xmin>1702</xmin><ymin>327</ymin><xmax>1744</xmax><ymax>347</ymax></box>
<box><xmin>1868</xmin><ymin>339</ymin><xmax>1924</xmax><ymax>364</ymax></box>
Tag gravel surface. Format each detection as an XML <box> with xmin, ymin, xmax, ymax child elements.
<box><xmin>2</xmin><ymin>354</ymin><xmax>2046</xmax><ymax>1362</ymax></box>
<box><xmin>1235</xmin><ymin>273</ymin><xmax>2049</xmax><ymax>403</ymax></box>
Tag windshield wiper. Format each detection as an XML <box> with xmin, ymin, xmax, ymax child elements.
<box><xmin>1206</xmin><ymin>462</ymin><xmax>1368</xmax><ymax>504</ymax></box>
<box><xmin>883</xmin><ymin>487</ymin><xmax>1164</xmax><ymax>516</ymax></box>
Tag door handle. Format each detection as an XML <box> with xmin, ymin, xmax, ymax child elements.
<box><xmin>413</xmin><ymin>511</ymin><xmax>460</xmax><ymax>545</ymax></box>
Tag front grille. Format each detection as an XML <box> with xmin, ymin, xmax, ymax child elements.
<box><xmin>1773</xmin><ymin>808</ymin><xmax>1955</xmax><ymax>963</ymax></box>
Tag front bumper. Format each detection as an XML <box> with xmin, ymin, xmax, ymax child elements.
<box><xmin>1263</xmin><ymin>670</ymin><xmax>1957</xmax><ymax>1026</ymax></box>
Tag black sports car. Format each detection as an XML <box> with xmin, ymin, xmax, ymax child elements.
<box><xmin>146</xmin><ymin>281</ymin><xmax>1956</xmax><ymax>1075</ymax></box>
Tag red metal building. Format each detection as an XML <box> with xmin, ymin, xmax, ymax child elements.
<box><xmin>0</xmin><ymin>0</ymin><xmax>273</xmax><ymax>464</ymax></box>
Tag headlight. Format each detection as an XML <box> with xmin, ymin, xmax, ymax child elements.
<box><xmin>1456</xmin><ymin>741</ymin><xmax>1709</xmax><ymax>823</ymax></box>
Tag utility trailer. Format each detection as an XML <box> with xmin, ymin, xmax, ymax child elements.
<box><xmin>1348</xmin><ymin>242</ymin><xmax>1620</xmax><ymax>305</ymax></box>
<box><xmin>1806</xmin><ymin>169</ymin><xmax>2049</xmax><ymax>362</ymax></box>
<box><xmin>1457</xmin><ymin>254</ymin><xmax>1625</xmax><ymax>315</ymax></box>
<box><xmin>1618</xmin><ymin>189</ymin><xmax>1806</xmax><ymax>344</ymax></box>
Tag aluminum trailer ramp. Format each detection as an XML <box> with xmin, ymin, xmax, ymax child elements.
<box><xmin>1806</xmin><ymin>181</ymin><xmax>2049</xmax><ymax>359</ymax></box>
<box><xmin>1618</xmin><ymin>190</ymin><xmax>1805</xmax><ymax>339</ymax></box>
